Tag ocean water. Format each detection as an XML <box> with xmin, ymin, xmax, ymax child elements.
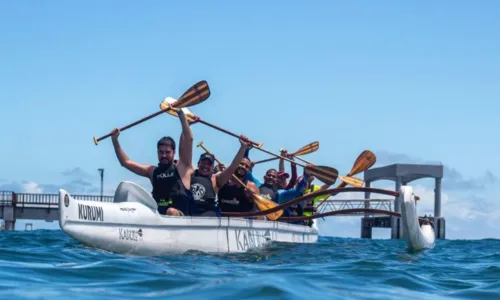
<box><xmin>0</xmin><ymin>230</ymin><xmax>498</xmax><ymax>299</ymax></box>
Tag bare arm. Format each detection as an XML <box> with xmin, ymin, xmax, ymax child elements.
<box><xmin>246</xmin><ymin>181</ymin><xmax>260</xmax><ymax>198</ymax></box>
<box><xmin>176</xmin><ymin>109</ymin><xmax>194</xmax><ymax>188</ymax></box>
<box><xmin>279</xmin><ymin>149</ymin><xmax>286</xmax><ymax>172</ymax></box>
<box><xmin>111</xmin><ymin>128</ymin><xmax>154</xmax><ymax>180</ymax></box>
<box><xmin>214</xmin><ymin>136</ymin><xmax>251</xmax><ymax>190</ymax></box>
<box><xmin>285</xmin><ymin>157</ymin><xmax>297</xmax><ymax>190</ymax></box>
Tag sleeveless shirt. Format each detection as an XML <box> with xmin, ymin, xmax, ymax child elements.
<box><xmin>151</xmin><ymin>163</ymin><xmax>191</xmax><ymax>215</ymax></box>
<box><xmin>217</xmin><ymin>178</ymin><xmax>254</xmax><ymax>212</ymax></box>
<box><xmin>190</xmin><ymin>170</ymin><xmax>217</xmax><ymax>215</ymax></box>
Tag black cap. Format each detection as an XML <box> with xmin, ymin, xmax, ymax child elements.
<box><xmin>199</xmin><ymin>152</ymin><xmax>215</xmax><ymax>163</ymax></box>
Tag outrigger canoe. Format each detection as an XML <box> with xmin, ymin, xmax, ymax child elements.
<box><xmin>58</xmin><ymin>182</ymin><xmax>434</xmax><ymax>255</ymax></box>
<box><xmin>58</xmin><ymin>181</ymin><xmax>318</xmax><ymax>255</ymax></box>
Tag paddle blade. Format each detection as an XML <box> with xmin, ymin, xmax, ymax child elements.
<box><xmin>293</xmin><ymin>141</ymin><xmax>319</xmax><ymax>156</ymax></box>
<box><xmin>172</xmin><ymin>80</ymin><xmax>210</xmax><ymax>109</ymax></box>
<box><xmin>305</xmin><ymin>165</ymin><xmax>339</xmax><ymax>186</ymax></box>
<box><xmin>349</xmin><ymin>150</ymin><xmax>377</xmax><ymax>176</ymax></box>
<box><xmin>253</xmin><ymin>195</ymin><xmax>283</xmax><ymax>221</ymax></box>
<box><xmin>160</xmin><ymin>97</ymin><xmax>197</xmax><ymax>122</ymax></box>
<box><xmin>338</xmin><ymin>175</ymin><xmax>364</xmax><ymax>187</ymax></box>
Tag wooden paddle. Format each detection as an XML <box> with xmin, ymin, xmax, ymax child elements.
<box><xmin>316</xmin><ymin>150</ymin><xmax>376</xmax><ymax>209</ymax></box>
<box><xmin>160</xmin><ymin>103</ymin><xmax>339</xmax><ymax>186</ymax></box>
<box><xmin>196</xmin><ymin>141</ymin><xmax>283</xmax><ymax>221</ymax></box>
<box><xmin>160</xmin><ymin>99</ymin><xmax>264</xmax><ymax>149</ymax></box>
<box><xmin>221</xmin><ymin>186</ymin><xmax>401</xmax><ymax>218</ymax></box>
<box><xmin>253</xmin><ymin>141</ymin><xmax>319</xmax><ymax>165</ymax></box>
<box><xmin>93</xmin><ymin>80</ymin><xmax>210</xmax><ymax>145</ymax></box>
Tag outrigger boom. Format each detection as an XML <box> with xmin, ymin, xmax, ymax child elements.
<box><xmin>58</xmin><ymin>182</ymin><xmax>434</xmax><ymax>255</ymax></box>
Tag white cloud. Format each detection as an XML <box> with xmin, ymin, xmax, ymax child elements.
<box><xmin>22</xmin><ymin>182</ymin><xmax>43</xmax><ymax>193</ymax></box>
<box><xmin>318</xmin><ymin>182</ymin><xmax>500</xmax><ymax>240</ymax></box>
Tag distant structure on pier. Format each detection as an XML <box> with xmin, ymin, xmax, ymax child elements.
<box><xmin>0</xmin><ymin>191</ymin><xmax>113</xmax><ymax>231</ymax></box>
<box><xmin>361</xmin><ymin>163</ymin><xmax>445</xmax><ymax>239</ymax></box>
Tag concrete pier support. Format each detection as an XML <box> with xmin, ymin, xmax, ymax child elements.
<box><xmin>390</xmin><ymin>216</ymin><xmax>402</xmax><ymax>239</ymax></box>
<box><xmin>436</xmin><ymin>217</ymin><xmax>445</xmax><ymax>239</ymax></box>
<box><xmin>364</xmin><ymin>181</ymin><xmax>371</xmax><ymax>216</ymax></box>
<box><xmin>362</xmin><ymin>163</ymin><xmax>445</xmax><ymax>240</ymax></box>
<box><xmin>3</xmin><ymin>206</ymin><xmax>16</xmax><ymax>231</ymax></box>
<box><xmin>3</xmin><ymin>206</ymin><xmax>16</xmax><ymax>230</ymax></box>
<box><xmin>5</xmin><ymin>220</ymin><xmax>16</xmax><ymax>231</ymax></box>
<box><xmin>395</xmin><ymin>176</ymin><xmax>402</xmax><ymax>214</ymax></box>
<box><xmin>361</xmin><ymin>217</ymin><xmax>372</xmax><ymax>239</ymax></box>
<box><xmin>434</xmin><ymin>178</ymin><xmax>442</xmax><ymax>218</ymax></box>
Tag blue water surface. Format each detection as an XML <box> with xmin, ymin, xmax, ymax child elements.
<box><xmin>0</xmin><ymin>230</ymin><xmax>499</xmax><ymax>299</ymax></box>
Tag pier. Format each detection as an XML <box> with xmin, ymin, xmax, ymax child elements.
<box><xmin>1</xmin><ymin>163</ymin><xmax>447</xmax><ymax>240</ymax></box>
<box><xmin>360</xmin><ymin>163</ymin><xmax>446</xmax><ymax>240</ymax></box>
<box><xmin>0</xmin><ymin>191</ymin><xmax>113</xmax><ymax>230</ymax></box>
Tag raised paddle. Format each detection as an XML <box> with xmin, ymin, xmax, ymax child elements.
<box><xmin>93</xmin><ymin>80</ymin><xmax>210</xmax><ymax>145</ymax></box>
<box><xmin>222</xmin><ymin>186</ymin><xmax>401</xmax><ymax>218</ymax></box>
<box><xmin>160</xmin><ymin>98</ymin><xmax>264</xmax><ymax>149</ymax></box>
<box><xmin>253</xmin><ymin>141</ymin><xmax>319</xmax><ymax>165</ymax></box>
<box><xmin>196</xmin><ymin>141</ymin><xmax>283</xmax><ymax>221</ymax></box>
<box><xmin>316</xmin><ymin>150</ymin><xmax>376</xmax><ymax>209</ymax></box>
<box><xmin>161</xmin><ymin>101</ymin><xmax>340</xmax><ymax>186</ymax></box>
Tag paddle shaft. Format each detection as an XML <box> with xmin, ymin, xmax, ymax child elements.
<box><xmin>253</xmin><ymin>157</ymin><xmax>280</xmax><ymax>164</ymax></box>
<box><xmin>294</xmin><ymin>155</ymin><xmax>314</xmax><ymax>165</ymax></box>
<box><xmin>193</xmin><ymin>117</ymin><xmax>337</xmax><ymax>183</ymax></box>
<box><xmin>254</xmin><ymin>144</ymin><xmax>317</xmax><ymax>165</ymax></box>
<box><xmin>195</xmin><ymin>119</ymin><xmax>262</xmax><ymax>148</ymax></box>
<box><xmin>254</xmin><ymin>154</ymin><xmax>312</xmax><ymax>165</ymax></box>
<box><xmin>94</xmin><ymin>109</ymin><xmax>166</xmax><ymax>144</ymax></box>
<box><xmin>95</xmin><ymin>80</ymin><xmax>210</xmax><ymax>145</ymax></box>
<box><xmin>191</xmin><ymin>116</ymin><xmax>314</xmax><ymax>171</ymax></box>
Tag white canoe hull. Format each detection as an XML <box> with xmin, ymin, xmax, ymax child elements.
<box><xmin>58</xmin><ymin>181</ymin><xmax>318</xmax><ymax>255</ymax></box>
<box><xmin>400</xmin><ymin>186</ymin><xmax>436</xmax><ymax>251</ymax></box>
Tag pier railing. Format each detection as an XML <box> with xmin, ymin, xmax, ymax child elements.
<box><xmin>317</xmin><ymin>198</ymin><xmax>394</xmax><ymax>215</ymax></box>
<box><xmin>0</xmin><ymin>191</ymin><xmax>114</xmax><ymax>207</ymax></box>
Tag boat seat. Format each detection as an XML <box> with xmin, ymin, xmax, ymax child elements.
<box><xmin>113</xmin><ymin>181</ymin><xmax>158</xmax><ymax>212</ymax></box>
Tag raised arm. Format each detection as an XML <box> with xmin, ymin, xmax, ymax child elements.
<box><xmin>176</xmin><ymin>109</ymin><xmax>194</xmax><ymax>187</ymax></box>
<box><xmin>285</xmin><ymin>156</ymin><xmax>297</xmax><ymax>190</ymax></box>
<box><xmin>276</xmin><ymin>170</ymin><xmax>310</xmax><ymax>203</ymax></box>
<box><xmin>214</xmin><ymin>135</ymin><xmax>251</xmax><ymax>189</ymax></box>
<box><xmin>278</xmin><ymin>149</ymin><xmax>286</xmax><ymax>172</ymax></box>
<box><xmin>111</xmin><ymin>128</ymin><xmax>155</xmax><ymax>180</ymax></box>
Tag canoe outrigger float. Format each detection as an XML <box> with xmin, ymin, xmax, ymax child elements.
<box><xmin>58</xmin><ymin>181</ymin><xmax>435</xmax><ymax>255</ymax></box>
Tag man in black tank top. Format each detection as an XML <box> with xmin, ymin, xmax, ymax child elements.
<box><xmin>217</xmin><ymin>157</ymin><xmax>261</xmax><ymax>217</ymax></box>
<box><xmin>189</xmin><ymin>136</ymin><xmax>252</xmax><ymax>217</ymax></box>
<box><xmin>109</xmin><ymin>108</ymin><xmax>196</xmax><ymax>216</ymax></box>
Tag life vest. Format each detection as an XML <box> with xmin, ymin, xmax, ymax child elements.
<box><xmin>151</xmin><ymin>163</ymin><xmax>191</xmax><ymax>215</ymax></box>
<box><xmin>302</xmin><ymin>184</ymin><xmax>326</xmax><ymax>217</ymax></box>
<box><xmin>259</xmin><ymin>184</ymin><xmax>277</xmax><ymax>202</ymax></box>
<box><xmin>190</xmin><ymin>170</ymin><xmax>217</xmax><ymax>215</ymax></box>
<box><xmin>217</xmin><ymin>178</ymin><xmax>254</xmax><ymax>213</ymax></box>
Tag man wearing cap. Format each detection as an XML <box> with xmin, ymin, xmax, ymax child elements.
<box><xmin>258</xmin><ymin>168</ymin><xmax>309</xmax><ymax>205</ymax></box>
<box><xmin>244</xmin><ymin>149</ymin><xmax>297</xmax><ymax>189</ymax></box>
<box><xmin>189</xmin><ymin>136</ymin><xmax>252</xmax><ymax>216</ymax></box>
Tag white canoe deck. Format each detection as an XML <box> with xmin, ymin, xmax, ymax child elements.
<box><xmin>59</xmin><ymin>181</ymin><xmax>318</xmax><ymax>255</ymax></box>
<box><xmin>59</xmin><ymin>182</ymin><xmax>434</xmax><ymax>255</ymax></box>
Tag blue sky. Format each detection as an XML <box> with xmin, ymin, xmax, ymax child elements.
<box><xmin>1</xmin><ymin>1</ymin><xmax>499</xmax><ymax>239</ymax></box>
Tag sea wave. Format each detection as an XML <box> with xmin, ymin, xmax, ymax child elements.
<box><xmin>0</xmin><ymin>231</ymin><xmax>498</xmax><ymax>299</ymax></box>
